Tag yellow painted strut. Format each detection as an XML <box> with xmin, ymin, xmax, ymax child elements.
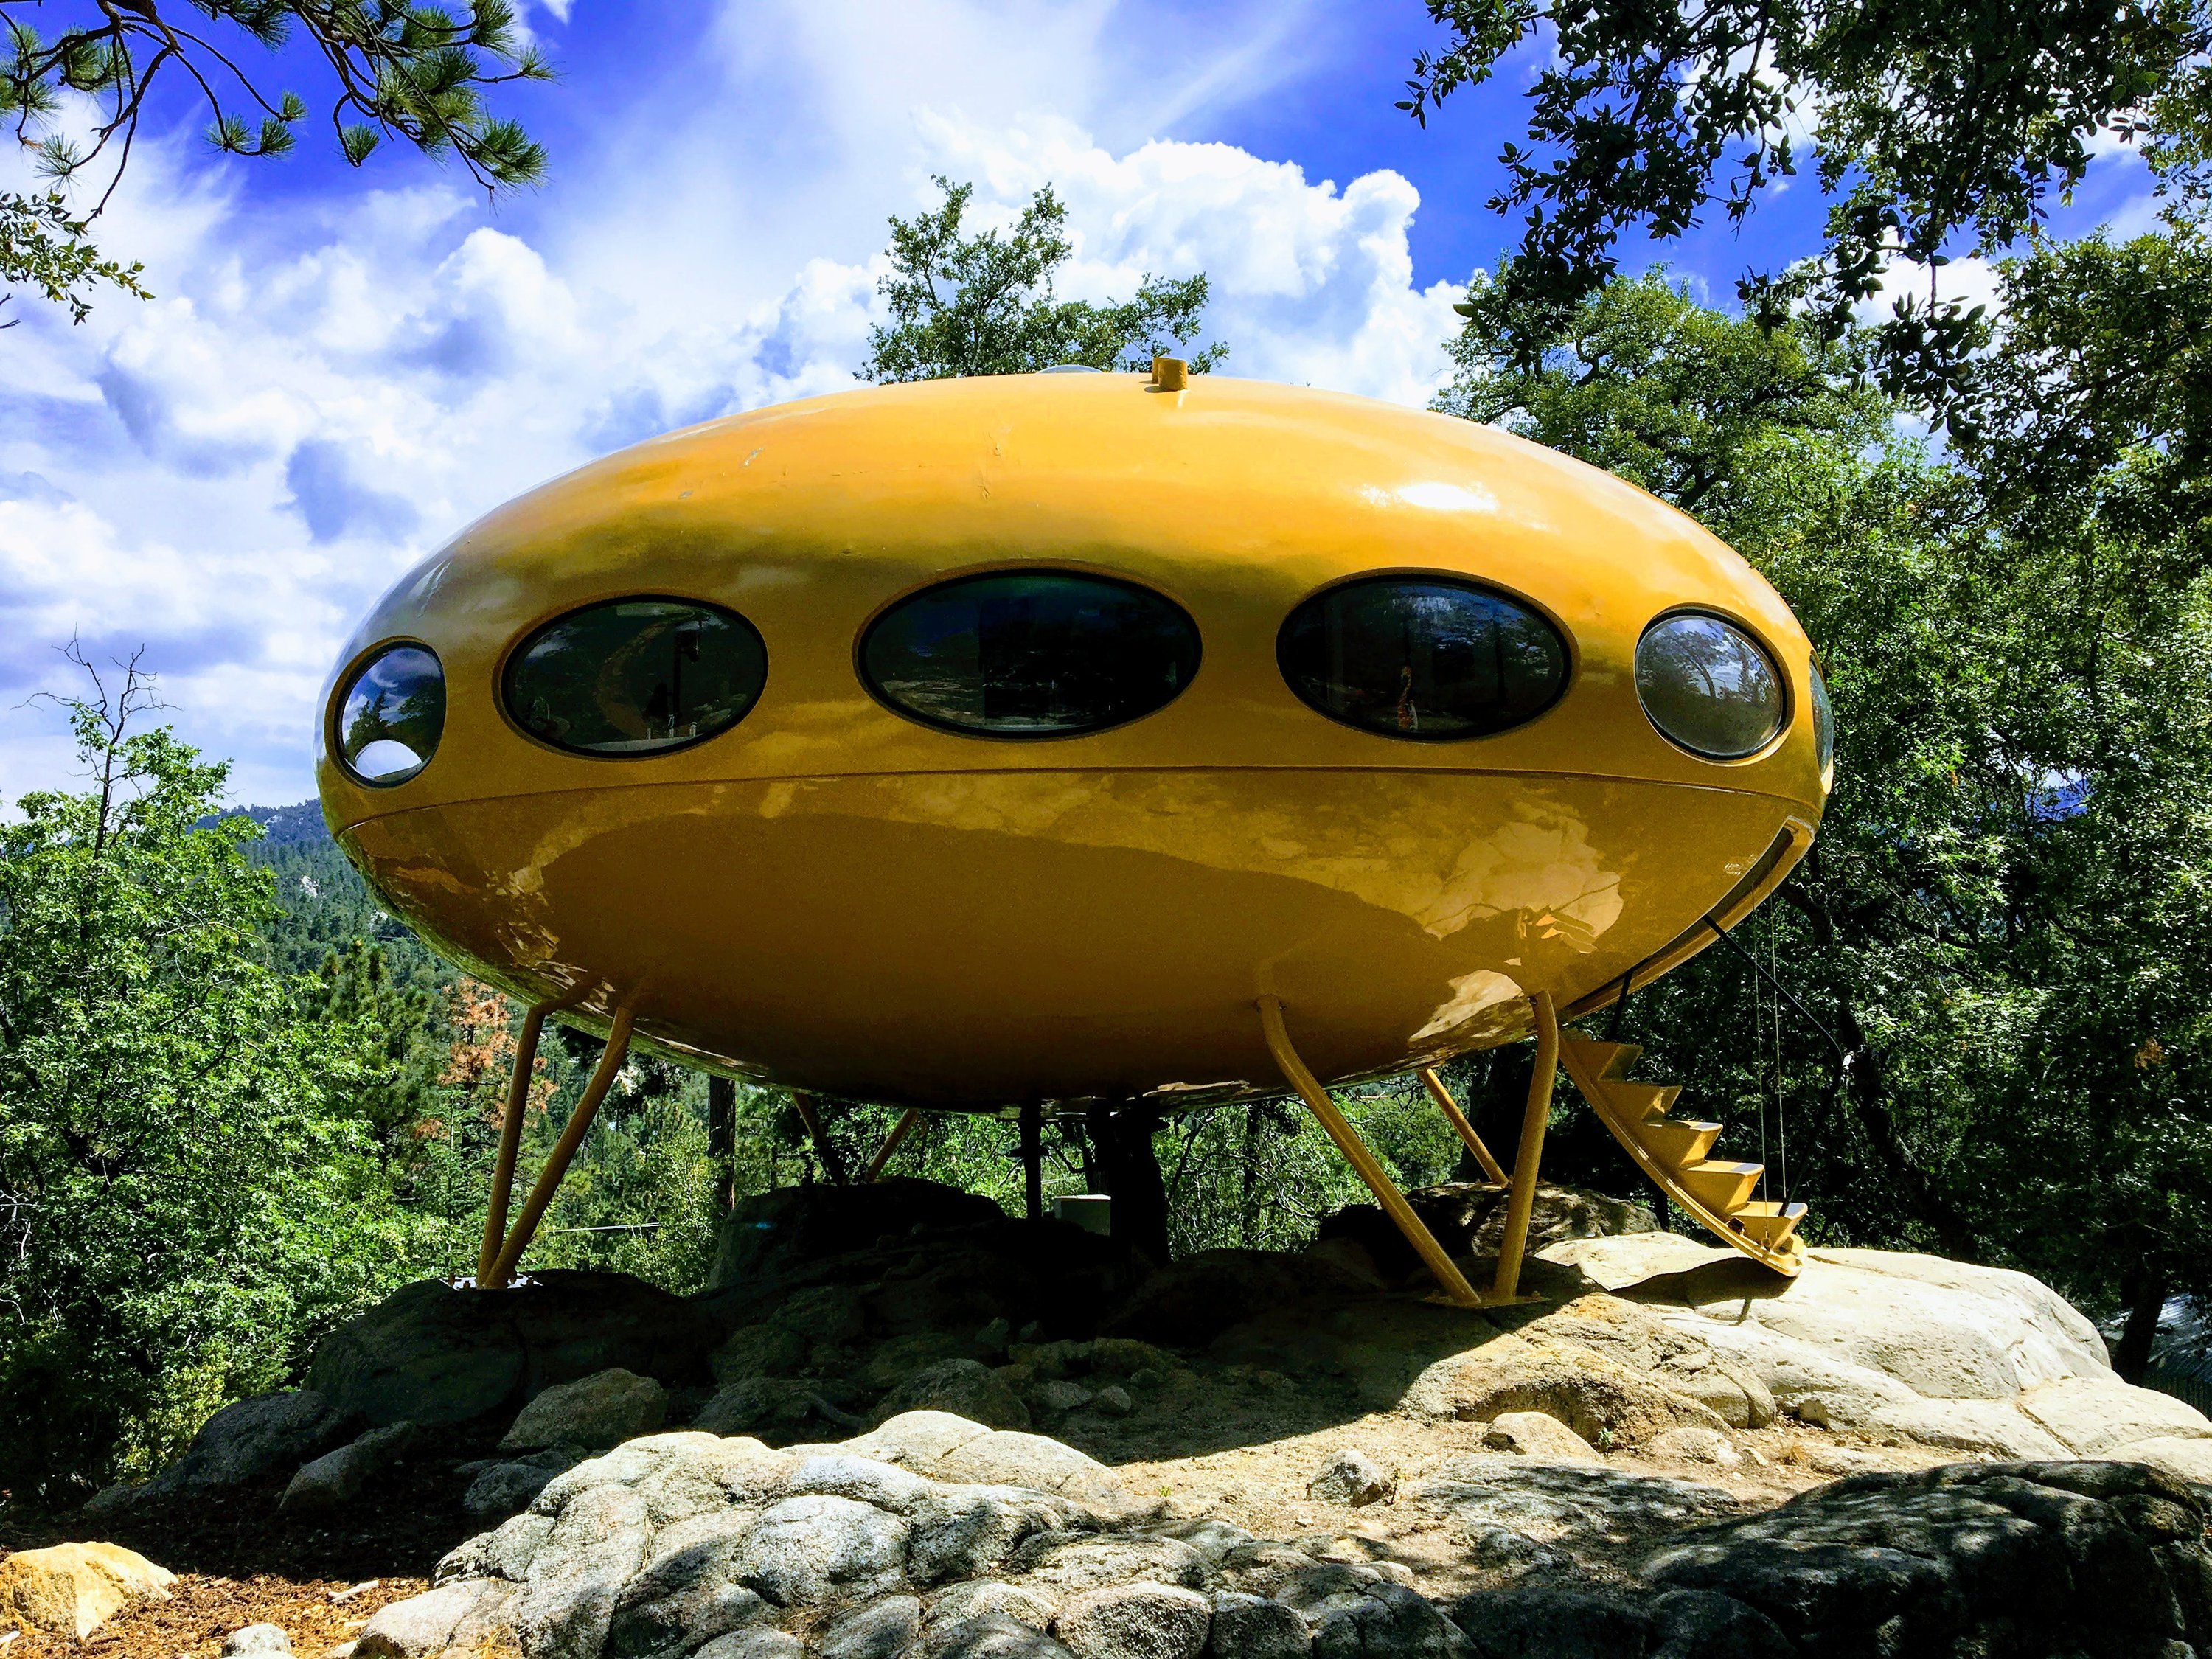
<box><xmin>1420</xmin><ymin>1066</ymin><xmax>1510</xmax><ymax>1186</ymax></box>
<box><xmin>482</xmin><ymin>1006</ymin><xmax>638</xmax><ymax>1289</ymax></box>
<box><xmin>862</xmin><ymin>1107</ymin><xmax>924</xmax><ymax>1183</ymax></box>
<box><xmin>1260</xmin><ymin>996</ymin><xmax>1484</xmax><ymax>1307</ymax></box>
<box><xmin>1261</xmin><ymin>994</ymin><xmax>1560</xmax><ymax>1307</ymax></box>
<box><xmin>477</xmin><ymin>1001</ymin><xmax>549</xmax><ymax>1286</ymax></box>
<box><xmin>1491</xmin><ymin>992</ymin><xmax>1559</xmax><ymax>1305</ymax></box>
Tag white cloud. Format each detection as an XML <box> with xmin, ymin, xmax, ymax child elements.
<box><xmin>0</xmin><ymin>5</ymin><xmax>1462</xmax><ymax>809</ymax></box>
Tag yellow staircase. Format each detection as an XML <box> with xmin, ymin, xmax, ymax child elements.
<box><xmin>1557</xmin><ymin>1034</ymin><xmax>1806</xmax><ymax>1276</ymax></box>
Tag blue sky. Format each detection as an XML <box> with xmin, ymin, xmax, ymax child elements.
<box><xmin>0</xmin><ymin>0</ymin><xmax>2160</xmax><ymax>805</ymax></box>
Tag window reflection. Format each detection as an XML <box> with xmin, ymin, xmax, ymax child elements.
<box><xmin>504</xmin><ymin>599</ymin><xmax>767</xmax><ymax>757</ymax></box>
<box><xmin>1810</xmin><ymin>659</ymin><xmax>1835</xmax><ymax>775</ymax></box>
<box><xmin>1635</xmin><ymin>613</ymin><xmax>1786</xmax><ymax>759</ymax></box>
<box><xmin>1276</xmin><ymin>577</ymin><xmax>1569</xmax><ymax>740</ymax></box>
<box><xmin>863</xmin><ymin>571</ymin><xmax>1200</xmax><ymax>737</ymax></box>
<box><xmin>337</xmin><ymin>644</ymin><xmax>445</xmax><ymax>786</ymax></box>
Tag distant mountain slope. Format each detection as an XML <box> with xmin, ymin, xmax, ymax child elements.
<box><xmin>215</xmin><ymin>800</ymin><xmax>452</xmax><ymax>983</ymax></box>
<box><xmin>229</xmin><ymin>800</ymin><xmax>335</xmax><ymax>848</ymax></box>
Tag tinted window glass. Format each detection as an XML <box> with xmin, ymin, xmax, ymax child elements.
<box><xmin>337</xmin><ymin>643</ymin><xmax>445</xmax><ymax>786</ymax></box>
<box><xmin>1809</xmin><ymin>660</ymin><xmax>1835</xmax><ymax>774</ymax></box>
<box><xmin>1276</xmin><ymin>577</ymin><xmax>1569</xmax><ymax>740</ymax></box>
<box><xmin>1635</xmin><ymin>613</ymin><xmax>1785</xmax><ymax>759</ymax></box>
<box><xmin>505</xmin><ymin>598</ymin><xmax>766</xmax><ymax>756</ymax></box>
<box><xmin>862</xmin><ymin>571</ymin><xmax>1200</xmax><ymax>737</ymax></box>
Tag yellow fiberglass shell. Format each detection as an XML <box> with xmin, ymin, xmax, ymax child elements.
<box><xmin>315</xmin><ymin>372</ymin><xmax>1829</xmax><ymax>1110</ymax></box>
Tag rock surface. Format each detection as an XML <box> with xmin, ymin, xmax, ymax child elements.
<box><xmin>222</xmin><ymin>1623</ymin><xmax>294</xmax><ymax>1655</ymax></box>
<box><xmin>1481</xmin><ymin>1412</ymin><xmax>1601</xmax><ymax>1464</ymax></box>
<box><xmin>1305</xmin><ymin>1449</ymin><xmax>1394</xmax><ymax>1507</ymax></box>
<box><xmin>504</xmin><ymin>1368</ymin><xmax>670</xmax><ymax>1451</ymax></box>
<box><xmin>1319</xmin><ymin>1183</ymin><xmax>1654</xmax><ymax>1287</ymax></box>
<box><xmin>148</xmin><ymin>1390</ymin><xmax>358</xmax><ymax>1496</ymax></box>
<box><xmin>1640</xmin><ymin>1459</ymin><xmax>2210</xmax><ymax>1656</ymax></box>
<box><xmin>112</xmin><ymin>1177</ymin><xmax>2212</xmax><ymax>1659</ymax></box>
<box><xmin>282</xmin><ymin>1422</ymin><xmax>419</xmax><ymax>1512</ymax></box>
<box><xmin>347</xmin><ymin>1392</ymin><xmax>2212</xmax><ymax>1659</ymax></box>
<box><xmin>307</xmin><ymin>1270</ymin><xmax>723</xmax><ymax>1427</ymax></box>
<box><xmin>1544</xmin><ymin>1233</ymin><xmax>2212</xmax><ymax>1463</ymax></box>
<box><xmin>0</xmin><ymin>1541</ymin><xmax>176</xmax><ymax>1638</ymax></box>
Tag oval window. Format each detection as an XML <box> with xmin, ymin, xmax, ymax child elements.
<box><xmin>335</xmin><ymin>643</ymin><xmax>445</xmax><ymax>787</ymax></box>
<box><xmin>861</xmin><ymin>571</ymin><xmax>1200</xmax><ymax>737</ymax></box>
<box><xmin>1809</xmin><ymin>659</ymin><xmax>1835</xmax><ymax>776</ymax></box>
<box><xmin>504</xmin><ymin>598</ymin><xmax>766</xmax><ymax>757</ymax></box>
<box><xmin>1276</xmin><ymin>577</ymin><xmax>1570</xmax><ymax>740</ymax></box>
<box><xmin>1635</xmin><ymin>613</ymin><xmax>1786</xmax><ymax>759</ymax></box>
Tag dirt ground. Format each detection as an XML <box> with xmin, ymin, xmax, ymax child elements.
<box><xmin>0</xmin><ymin>1570</ymin><xmax>431</xmax><ymax>1659</ymax></box>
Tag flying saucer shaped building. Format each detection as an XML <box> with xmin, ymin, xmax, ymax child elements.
<box><xmin>318</xmin><ymin>368</ymin><xmax>1833</xmax><ymax>1297</ymax></box>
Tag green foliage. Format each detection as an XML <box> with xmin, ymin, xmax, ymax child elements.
<box><xmin>0</xmin><ymin>189</ymin><xmax>145</xmax><ymax>328</ymax></box>
<box><xmin>861</xmin><ymin>177</ymin><xmax>1225</xmax><ymax>383</ymax></box>
<box><xmin>0</xmin><ymin>656</ymin><xmax>423</xmax><ymax>1498</ymax></box>
<box><xmin>1</xmin><ymin>0</ymin><xmax>550</xmax><ymax>327</ymax></box>
<box><xmin>1438</xmin><ymin>246</ymin><xmax>2212</xmax><ymax>1333</ymax></box>
<box><xmin>1404</xmin><ymin>0</ymin><xmax>2208</xmax><ymax>417</ymax></box>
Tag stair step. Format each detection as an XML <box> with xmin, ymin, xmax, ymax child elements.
<box><xmin>1608</xmin><ymin>1082</ymin><xmax>1683</xmax><ymax>1124</ymax></box>
<box><xmin>1733</xmin><ymin>1201</ymin><xmax>1808</xmax><ymax>1249</ymax></box>
<box><xmin>1563</xmin><ymin>1037</ymin><xmax>1641</xmax><ymax>1081</ymax></box>
<box><xmin>1678</xmin><ymin>1160</ymin><xmax>1764</xmax><ymax>1214</ymax></box>
<box><xmin>1629</xmin><ymin>1119</ymin><xmax>1722</xmax><ymax>1166</ymax></box>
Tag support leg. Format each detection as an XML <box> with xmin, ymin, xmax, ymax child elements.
<box><xmin>1420</xmin><ymin>1067</ymin><xmax>1510</xmax><ymax>1186</ymax></box>
<box><xmin>485</xmin><ymin>1007</ymin><xmax>637</xmax><ymax>1288</ymax></box>
<box><xmin>791</xmin><ymin>1091</ymin><xmax>850</xmax><ymax>1186</ymax></box>
<box><xmin>1019</xmin><ymin>1102</ymin><xmax>1045</xmax><ymax>1222</ymax></box>
<box><xmin>1490</xmin><ymin>992</ymin><xmax>1559</xmax><ymax>1303</ymax></box>
<box><xmin>861</xmin><ymin>1108</ymin><xmax>922</xmax><ymax>1183</ymax></box>
<box><xmin>478</xmin><ymin>1004</ymin><xmax>549</xmax><ymax>1285</ymax></box>
<box><xmin>1259</xmin><ymin>997</ymin><xmax>1482</xmax><ymax>1308</ymax></box>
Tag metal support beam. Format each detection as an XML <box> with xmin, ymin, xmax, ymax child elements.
<box><xmin>1259</xmin><ymin>996</ymin><xmax>1483</xmax><ymax>1307</ymax></box>
<box><xmin>1420</xmin><ymin>1066</ymin><xmax>1510</xmax><ymax>1186</ymax></box>
<box><xmin>1490</xmin><ymin>992</ymin><xmax>1559</xmax><ymax>1304</ymax></box>
<box><xmin>861</xmin><ymin>1108</ymin><xmax>922</xmax><ymax>1183</ymax></box>
<box><xmin>791</xmin><ymin>1091</ymin><xmax>850</xmax><ymax>1186</ymax></box>
<box><xmin>484</xmin><ymin>1007</ymin><xmax>636</xmax><ymax>1288</ymax></box>
<box><xmin>477</xmin><ymin>1003</ymin><xmax>549</xmax><ymax>1285</ymax></box>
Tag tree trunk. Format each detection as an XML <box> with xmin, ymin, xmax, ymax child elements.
<box><xmin>2115</xmin><ymin>1264</ymin><xmax>2168</xmax><ymax>1383</ymax></box>
<box><xmin>1019</xmin><ymin>1102</ymin><xmax>1044</xmax><ymax>1222</ymax></box>
<box><xmin>1088</xmin><ymin>1102</ymin><xmax>1171</xmax><ymax>1266</ymax></box>
<box><xmin>706</xmin><ymin>1077</ymin><xmax>737</xmax><ymax>1212</ymax></box>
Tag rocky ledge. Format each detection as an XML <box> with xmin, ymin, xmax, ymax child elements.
<box><xmin>360</xmin><ymin>1410</ymin><xmax>2212</xmax><ymax>1659</ymax></box>
<box><xmin>77</xmin><ymin>1180</ymin><xmax>2212</xmax><ymax>1657</ymax></box>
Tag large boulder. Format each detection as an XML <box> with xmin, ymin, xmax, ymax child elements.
<box><xmin>1050</xmin><ymin>1581</ymin><xmax>1210</xmax><ymax>1659</ymax></box>
<box><xmin>147</xmin><ymin>1388</ymin><xmax>357</xmax><ymax>1495</ymax></box>
<box><xmin>1400</xmin><ymin>1329</ymin><xmax>1729</xmax><ymax>1447</ymax></box>
<box><xmin>706</xmin><ymin>1180</ymin><xmax>1009</xmax><ymax>1291</ymax></box>
<box><xmin>1640</xmin><ymin>1459</ymin><xmax>2211</xmax><ymax>1655</ymax></box>
<box><xmin>1098</xmin><ymin>1251</ymin><xmax>1374</xmax><ymax>1350</ymax></box>
<box><xmin>356</xmin><ymin>1579</ymin><xmax>518</xmax><ymax>1659</ymax></box>
<box><xmin>281</xmin><ymin>1420</ymin><xmax>419</xmax><ymax>1512</ymax></box>
<box><xmin>874</xmin><ymin>1361</ymin><xmax>1030</xmax><ymax>1433</ymax></box>
<box><xmin>369</xmin><ymin>1408</ymin><xmax>2212</xmax><ymax>1659</ymax></box>
<box><xmin>1318</xmin><ymin>1183</ymin><xmax>1653</xmax><ymax>1286</ymax></box>
<box><xmin>0</xmin><ymin>1543</ymin><xmax>175</xmax><ymax>1638</ymax></box>
<box><xmin>504</xmin><ymin>1369</ymin><xmax>669</xmax><ymax>1452</ymax></box>
<box><xmin>1543</xmin><ymin>1234</ymin><xmax>2212</xmax><ymax>1462</ymax></box>
<box><xmin>306</xmin><ymin>1270</ymin><xmax>724</xmax><ymax>1427</ymax></box>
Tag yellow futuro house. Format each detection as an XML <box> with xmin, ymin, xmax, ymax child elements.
<box><xmin>318</xmin><ymin>366</ymin><xmax>1832</xmax><ymax>1304</ymax></box>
